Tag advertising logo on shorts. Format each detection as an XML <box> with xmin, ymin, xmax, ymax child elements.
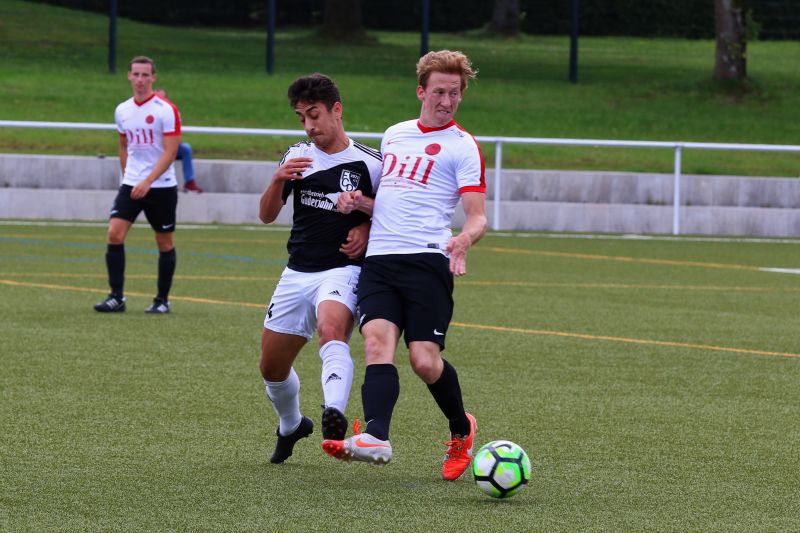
<box><xmin>339</xmin><ymin>170</ymin><xmax>361</xmax><ymax>191</ymax></box>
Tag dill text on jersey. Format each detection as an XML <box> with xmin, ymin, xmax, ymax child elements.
<box><xmin>381</xmin><ymin>152</ymin><xmax>436</xmax><ymax>188</ymax></box>
<box><xmin>123</xmin><ymin>127</ymin><xmax>157</xmax><ymax>146</ymax></box>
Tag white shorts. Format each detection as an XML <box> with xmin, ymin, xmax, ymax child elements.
<box><xmin>263</xmin><ymin>265</ymin><xmax>360</xmax><ymax>341</ymax></box>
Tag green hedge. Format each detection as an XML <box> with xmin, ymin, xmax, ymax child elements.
<box><xmin>29</xmin><ymin>0</ymin><xmax>800</xmax><ymax>39</ymax></box>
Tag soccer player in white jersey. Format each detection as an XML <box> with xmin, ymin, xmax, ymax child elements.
<box><xmin>258</xmin><ymin>74</ymin><xmax>382</xmax><ymax>463</ymax></box>
<box><xmin>323</xmin><ymin>50</ymin><xmax>487</xmax><ymax>481</ymax></box>
<box><xmin>94</xmin><ymin>56</ymin><xmax>181</xmax><ymax>314</ymax></box>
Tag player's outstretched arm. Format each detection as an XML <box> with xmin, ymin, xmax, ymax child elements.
<box><xmin>259</xmin><ymin>157</ymin><xmax>312</xmax><ymax>223</ymax></box>
<box><xmin>446</xmin><ymin>192</ymin><xmax>487</xmax><ymax>276</ymax></box>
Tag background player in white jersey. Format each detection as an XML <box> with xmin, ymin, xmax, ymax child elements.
<box><xmin>94</xmin><ymin>56</ymin><xmax>181</xmax><ymax>314</ymax></box>
<box><xmin>324</xmin><ymin>50</ymin><xmax>487</xmax><ymax>481</ymax></box>
<box><xmin>258</xmin><ymin>74</ymin><xmax>382</xmax><ymax>464</ymax></box>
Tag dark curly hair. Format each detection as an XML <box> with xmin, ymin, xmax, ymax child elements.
<box><xmin>287</xmin><ymin>73</ymin><xmax>341</xmax><ymax>110</ymax></box>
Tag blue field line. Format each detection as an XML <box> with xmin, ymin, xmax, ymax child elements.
<box><xmin>1</xmin><ymin>254</ymin><xmax>101</xmax><ymax>264</ymax></box>
<box><xmin>0</xmin><ymin>236</ymin><xmax>286</xmax><ymax>264</ymax></box>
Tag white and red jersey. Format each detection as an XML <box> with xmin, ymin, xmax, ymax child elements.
<box><xmin>115</xmin><ymin>93</ymin><xmax>181</xmax><ymax>188</ymax></box>
<box><xmin>367</xmin><ymin>119</ymin><xmax>485</xmax><ymax>257</ymax></box>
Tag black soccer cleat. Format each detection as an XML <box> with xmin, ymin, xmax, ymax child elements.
<box><xmin>94</xmin><ymin>294</ymin><xmax>126</xmax><ymax>313</ymax></box>
<box><xmin>321</xmin><ymin>406</ymin><xmax>348</xmax><ymax>440</ymax></box>
<box><xmin>145</xmin><ymin>298</ymin><xmax>170</xmax><ymax>314</ymax></box>
<box><xmin>270</xmin><ymin>416</ymin><xmax>314</xmax><ymax>464</ymax></box>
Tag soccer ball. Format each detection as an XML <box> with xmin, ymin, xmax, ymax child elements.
<box><xmin>472</xmin><ymin>440</ymin><xmax>531</xmax><ymax>498</ymax></box>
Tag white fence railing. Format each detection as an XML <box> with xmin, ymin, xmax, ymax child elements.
<box><xmin>2</xmin><ymin>119</ymin><xmax>799</xmax><ymax>235</ymax></box>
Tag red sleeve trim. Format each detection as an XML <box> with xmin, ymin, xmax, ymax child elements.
<box><xmin>118</xmin><ymin>132</ymin><xmax>127</xmax><ymax>138</ymax></box>
<box><xmin>157</xmin><ymin>94</ymin><xmax>182</xmax><ymax>135</ymax></box>
<box><xmin>459</xmin><ymin>185</ymin><xmax>486</xmax><ymax>194</ymax></box>
<box><xmin>454</xmin><ymin>121</ymin><xmax>486</xmax><ymax>190</ymax></box>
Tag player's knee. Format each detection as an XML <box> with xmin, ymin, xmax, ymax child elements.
<box><xmin>155</xmin><ymin>234</ymin><xmax>173</xmax><ymax>251</ymax></box>
<box><xmin>409</xmin><ymin>356</ymin><xmax>437</xmax><ymax>381</ymax></box>
<box><xmin>363</xmin><ymin>336</ymin><xmax>393</xmax><ymax>365</ymax></box>
<box><xmin>317</xmin><ymin>322</ymin><xmax>347</xmax><ymax>345</ymax></box>
<box><xmin>259</xmin><ymin>357</ymin><xmax>288</xmax><ymax>382</ymax></box>
<box><xmin>409</xmin><ymin>348</ymin><xmax>443</xmax><ymax>383</ymax></box>
<box><xmin>107</xmin><ymin>228</ymin><xmax>125</xmax><ymax>244</ymax></box>
<box><xmin>258</xmin><ymin>357</ymin><xmax>270</xmax><ymax>380</ymax></box>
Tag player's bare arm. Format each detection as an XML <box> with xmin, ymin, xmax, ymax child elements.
<box><xmin>336</xmin><ymin>190</ymin><xmax>374</xmax><ymax>216</ymax></box>
<box><xmin>259</xmin><ymin>157</ymin><xmax>312</xmax><ymax>223</ymax></box>
<box><xmin>339</xmin><ymin>220</ymin><xmax>371</xmax><ymax>259</ymax></box>
<box><xmin>130</xmin><ymin>135</ymin><xmax>181</xmax><ymax>200</ymax></box>
<box><xmin>117</xmin><ymin>135</ymin><xmax>128</xmax><ymax>175</ymax></box>
<box><xmin>446</xmin><ymin>191</ymin><xmax>487</xmax><ymax>276</ymax></box>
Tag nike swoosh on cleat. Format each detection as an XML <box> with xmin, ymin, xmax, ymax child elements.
<box><xmin>354</xmin><ymin>438</ymin><xmax>390</xmax><ymax>449</ymax></box>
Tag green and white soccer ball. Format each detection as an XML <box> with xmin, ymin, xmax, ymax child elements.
<box><xmin>472</xmin><ymin>440</ymin><xmax>531</xmax><ymax>498</ymax></box>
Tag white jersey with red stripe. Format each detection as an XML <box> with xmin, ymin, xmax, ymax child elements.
<box><xmin>115</xmin><ymin>93</ymin><xmax>181</xmax><ymax>188</ymax></box>
<box><xmin>367</xmin><ymin>119</ymin><xmax>486</xmax><ymax>257</ymax></box>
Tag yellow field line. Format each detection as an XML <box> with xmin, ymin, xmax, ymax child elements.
<box><xmin>0</xmin><ymin>279</ymin><xmax>264</xmax><ymax>308</ymax></box>
<box><xmin>451</xmin><ymin>321</ymin><xmax>800</xmax><ymax>359</ymax></box>
<box><xmin>483</xmin><ymin>246</ymin><xmax>763</xmax><ymax>271</ymax></box>
<box><xmin>459</xmin><ymin>280</ymin><xmax>800</xmax><ymax>293</ymax></box>
<box><xmin>0</xmin><ymin>272</ymin><xmax>277</xmax><ymax>282</ymax></box>
<box><xmin>1</xmin><ymin>273</ymin><xmax>794</xmax><ymax>293</ymax></box>
<box><xmin>2</xmin><ymin>278</ymin><xmax>796</xmax><ymax>359</ymax></box>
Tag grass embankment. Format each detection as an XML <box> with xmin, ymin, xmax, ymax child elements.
<box><xmin>1</xmin><ymin>0</ymin><xmax>799</xmax><ymax>175</ymax></box>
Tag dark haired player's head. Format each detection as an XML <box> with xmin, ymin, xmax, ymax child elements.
<box><xmin>287</xmin><ymin>74</ymin><xmax>341</xmax><ymax>110</ymax></box>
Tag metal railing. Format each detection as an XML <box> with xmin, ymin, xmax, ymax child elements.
<box><xmin>2</xmin><ymin>119</ymin><xmax>799</xmax><ymax>234</ymax></box>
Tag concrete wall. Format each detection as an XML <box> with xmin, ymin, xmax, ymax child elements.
<box><xmin>1</xmin><ymin>154</ymin><xmax>798</xmax><ymax>236</ymax></box>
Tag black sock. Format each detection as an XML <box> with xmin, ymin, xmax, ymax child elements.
<box><xmin>157</xmin><ymin>248</ymin><xmax>176</xmax><ymax>300</ymax></box>
<box><xmin>427</xmin><ymin>359</ymin><xmax>469</xmax><ymax>436</ymax></box>
<box><xmin>106</xmin><ymin>243</ymin><xmax>125</xmax><ymax>297</ymax></box>
<box><xmin>361</xmin><ymin>364</ymin><xmax>399</xmax><ymax>441</ymax></box>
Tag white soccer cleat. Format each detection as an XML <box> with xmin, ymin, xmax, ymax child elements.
<box><xmin>322</xmin><ymin>432</ymin><xmax>393</xmax><ymax>465</ymax></box>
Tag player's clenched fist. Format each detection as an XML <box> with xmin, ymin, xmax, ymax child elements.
<box><xmin>274</xmin><ymin>157</ymin><xmax>312</xmax><ymax>182</ymax></box>
<box><xmin>336</xmin><ymin>190</ymin><xmax>363</xmax><ymax>214</ymax></box>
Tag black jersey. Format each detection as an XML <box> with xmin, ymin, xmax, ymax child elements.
<box><xmin>280</xmin><ymin>139</ymin><xmax>382</xmax><ymax>272</ymax></box>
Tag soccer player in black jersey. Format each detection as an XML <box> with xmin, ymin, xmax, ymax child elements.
<box><xmin>257</xmin><ymin>74</ymin><xmax>382</xmax><ymax>463</ymax></box>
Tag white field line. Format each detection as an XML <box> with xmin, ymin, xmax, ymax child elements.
<box><xmin>4</xmin><ymin>219</ymin><xmax>800</xmax><ymax>243</ymax></box>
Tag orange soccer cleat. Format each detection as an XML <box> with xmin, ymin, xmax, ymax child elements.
<box><xmin>441</xmin><ymin>412</ymin><xmax>476</xmax><ymax>481</ymax></box>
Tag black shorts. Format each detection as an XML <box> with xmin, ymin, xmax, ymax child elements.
<box><xmin>357</xmin><ymin>253</ymin><xmax>454</xmax><ymax>350</ymax></box>
<box><xmin>110</xmin><ymin>184</ymin><xmax>178</xmax><ymax>233</ymax></box>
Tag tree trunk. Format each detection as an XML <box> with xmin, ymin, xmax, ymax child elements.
<box><xmin>320</xmin><ymin>0</ymin><xmax>365</xmax><ymax>43</ymax></box>
<box><xmin>489</xmin><ymin>0</ymin><xmax>520</xmax><ymax>37</ymax></box>
<box><xmin>714</xmin><ymin>0</ymin><xmax>747</xmax><ymax>81</ymax></box>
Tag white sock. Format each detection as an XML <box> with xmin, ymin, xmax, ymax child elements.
<box><xmin>264</xmin><ymin>367</ymin><xmax>301</xmax><ymax>436</ymax></box>
<box><xmin>319</xmin><ymin>340</ymin><xmax>354</xmax><ymax>413</ymax></box>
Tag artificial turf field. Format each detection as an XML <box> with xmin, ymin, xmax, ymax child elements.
<box><xmin>1</xmin><ymin>220</ymin><xmax>799</xmax><ymax>531</ymax></box>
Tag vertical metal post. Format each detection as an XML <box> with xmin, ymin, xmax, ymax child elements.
<box><xmin>108</xmin><ymin>0</ymin><xmax>117</xmax><ymax>74</ymax></box>
<box><xmin>266</xmin><ymin>0</ymin><xmax>276</xmax><ymax>74</ymax></box>
<box><xmin>420</xmin><ymin>0</ymin><xmax>430</xmax><ymax>57</ymax></box>
<box><xmin>493</xmin><ymin>141</ymin><xmax>503</xmax><ymax>231</ymax></box>
<box><xmin>569</xmin><ymin>0</ymin><xmax>579</xmax><ymax>84</ymax></box>
<box><xmin>672</xmin><ymin>145</ymin><xmax>682</xmax><ymax>235</ymax></box>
